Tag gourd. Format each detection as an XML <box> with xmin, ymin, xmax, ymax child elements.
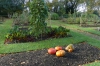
<box><xmin>68</xmin><ymin>48</ymin><xmax>73</xmax><ymax>52</ymax></box>
<box><xmin>55</xmin><ymin>46</ymin><xmax>62</xmax><ymax>51</ymax></box>
<box><xmin>56</xmin><ymin>50</ymin><xmax>66</xmax><ymax>57</ymax></box>
<box><xmin>65</xmin><ymin>44</ymin><xmax>74</xmax><ymax>52</ymax></box>
<box><xmin>65</xmin><ymin>44</ymin><xmax>74</xmax><ymax>50</ymax></box>
<box><xmin>48</xmin><ymin>48</ymin><xmax>56</xmax><ymax>55</ymax></box>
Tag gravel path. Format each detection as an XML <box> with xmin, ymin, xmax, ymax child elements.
<box><xmin>0</xmin><ymin>43</ymin><xmax>100</xmax><ymax>66</ymax></box>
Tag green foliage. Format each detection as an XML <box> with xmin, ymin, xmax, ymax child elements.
<box><xmin>63</xmin><ymin>14</ymin><xmax>68</xmax><ymax>18</ymax></box>
<box><xmin>49</xmin><ymin>0</ymin><xmax>80</xmax><ymax>14</ymax></box>
<box><xmin>82</xmin><ymin>13</ymin><xmax>98</xmax><ymax>18</ymax></box>
<box><xmin>12</xmin><ymin>12</ymin><xmax>30</xmax><ymax>25</ymax></box>
<box><xmin>66</xmin><ymin>17</ymin><xmax>80</xmax><ymax>24</ymax></box>
<box><xmin>5</xmin><ymin>12</ymin><xmax>30</xmax><ymax>43</ymax></box>
<box><xmin>5</xmin><ymin>25</ymin><xmax>70</xmax><ymax>43</ymax></box>
<box><xmin>5</xmin><ymin>0</ymin><xmax>71</xmax><ymax>43</ymax></box>
<box><xmin>93</xmin><ymin>10</ymin><xmax>99</xmax><ymax>16</ymax></box>
<box><xmin>29</xmin><ymin>0</ymin><xmax>48</xmax><ymax>37</ymax></box>
<box><xmin>51</xmin><ymin>13</ymin><xmax>59</xmax><ymax>20</ymax></box>
<box><xmin>6</xmin><ymin>26</ymin><xmax>29</xmax><ymax>42</ymax></box>
<box><xmin>44</xmin><ymin>26</ymin><xmax>70</xmax><ymax>38</ymax></box>
<box><xmin>81</xmin><ymin>13</ymin><xmax>99</xmax><ymax>23</ymax></box>
<box><xmin>0</xmin><ymin>0</ymin><xmax>25</xmax><ymax>16</ymax></box>
<box><xmin>53</xmin><ymin>26</ymin><xmax>70</xmax><ymax>38</ymax></box>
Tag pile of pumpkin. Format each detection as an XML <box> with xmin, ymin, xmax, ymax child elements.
<box><xmin>48</xmin><ymin>44</ymin><xmax>74</xmax><ymax>57</ymax></box>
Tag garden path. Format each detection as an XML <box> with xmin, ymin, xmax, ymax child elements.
<box><xmin>63</xmin><ymin>25</ymin><xmax>100</xmax><ymax>40</ymax></box>
<box><xmin>73</xmin><ymin>29</ymin><xmax>100</xmax><ymax>40</ymax></box>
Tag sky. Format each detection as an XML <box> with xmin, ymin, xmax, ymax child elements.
<box><xmin>77</xmin><ymin>3</ymin><xmax>87</xmax><ymax>12</ymax></box>
<box><xmin>49</xmin><ymin>0</ymin><xmax>52</xmax><ymax>2</ymax></box>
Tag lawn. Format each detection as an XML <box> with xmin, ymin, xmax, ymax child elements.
<box><xmin>0</xmin><ymin>19</ymin><xmax>100</xmax><ymax>66</ymax></box>
<box><xmin>47</xmin><ymin>20</ymin><xmax>100</xmax><ymax>36</ymax></box>
<box><xmin>0</xmin><ymin>19</ymin><xmax>100</xmax><ymax>53</ymax></box>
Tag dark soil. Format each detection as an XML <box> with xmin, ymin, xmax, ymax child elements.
<box><xmin>0</xmin><ymin>43</ymin><xmax>100</xmax><ymax>66</ymax></box>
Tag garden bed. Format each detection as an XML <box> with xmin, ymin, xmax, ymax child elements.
<box><xmin>0</xmin><ymin>42</ymin><xmax>100</xmax><ymax>66</ymax></box>
<box><xmin>5</xmin><ymin>26</ymin><xmax>70</xmax><ymax>44</ymax></box>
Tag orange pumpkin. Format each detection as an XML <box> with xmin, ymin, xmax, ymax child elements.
<box><xmin>56</xmin><ymin>50</ymin><xmax>66</xmax><ymax>57</ymax></box>
<box><xmin>55</xmin><ymin>46</ymin><xmax>62</xmax><ymax>51</ymax></box>
<box><xmin>48</xmin><ymin>48</ymin><xmax>56</xmax><ymax>55</ymax></box>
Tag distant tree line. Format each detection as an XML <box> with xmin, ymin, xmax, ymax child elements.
<box><xmin>46</xmin><ymin>0</ymin><xmax>100</xmax><ymax>17</ymax></box>
<box><xmin>0</xmin><ymin>0</ymin><xmax>100</xmax><ymax>17</ymax></box>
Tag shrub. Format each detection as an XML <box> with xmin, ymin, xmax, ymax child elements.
<box><xmin>66</xmin><ymin>18</ymin><xmax>74</xmax><ymax>24</ymax></box>
<box><xmin>81</xmin><ymin>13</ymin><xmax>98</xmax><ymax>19</ymax></box>
<box><xmin>63</xmin><ymin>14</ymin><xmax>68</xmax><ymax>18</ymax></box>
<box><xmin>5</xmin><ymin>26</ymin><xmax>29</xmax><ymax>43</ymax></box>
<box><xmin>66</xmin><ymin>17</ymin><xmax>80</xmax><ymax>24</ymax></box>
<box><xmin>75</xmin><ymin>18</ymin><xmax>80</xmax><ymax>24</ymax></box>
<box><xmin>51</xmin><ymin>13</ymin><xmax>59</xmax><ymax>20</ymax></box>
<box><xmin>12</xmin><ymin>12</ymin><xmax>30</xmax><ymax>26</ymax></box>
<box><xmin>53</xmin><ymin>26</ymin><xmax>70</xmax><ymax>38</ymax></box>
<box><xmin>43</xmin><ymin>26</ymin><xmax>70</xmax><ymax>38</ymax></box>
<box><xmin>61</xmin><ymin>18</ymin><xmax>67</xmax><ymax>22</ymax></box>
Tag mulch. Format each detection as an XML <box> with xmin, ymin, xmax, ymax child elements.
<box><xmin>0</xmin><ymin>43</ymin><xmax>100</xmax><ymax>66</ymax></box>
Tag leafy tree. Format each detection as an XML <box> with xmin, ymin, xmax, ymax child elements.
<box><xmin>93</xmin><ymin>10</ymin><xmax>99</xmax><ymax>16</ymax></box>
<box><xmin>47</xmin><ymin>0</ymin><xmax>81</xmax><ymax>15</ymax></box>
<box><xmin>0</xmin><ymin>0</ymin><xmax>25</xmax><ymax>16</ymax></box>
<box><xmin>64</xmin><ymin>0</ymin><xmax>81</xmax><ymax>14</ymax></box>
<box><xmin>29</xmin><ymin>0</ymin><xmax>48</xmax><ymax>37</ymax></box>
<box><xmin>46</xmin><ymin>0</ymin><xmax>53</xmax><ymax>12</ymax></box>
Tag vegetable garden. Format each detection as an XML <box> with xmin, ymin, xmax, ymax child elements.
<box><xmin>0</xmin><ymin>0</ymin><xmax>100</xmax><ymax>66</ymax></box>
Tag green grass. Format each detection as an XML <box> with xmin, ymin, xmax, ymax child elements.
<box><xmin>47</xmin><ymin>20</ymin><xmax>100</xmax><ymax>36</ymax></box>
<box><xmin>0</xmin><ymin>19</ymin><xmax>100</xmax><ymax>54</ymax></box>
<box><xmin>0</xmin><ymin>19</ymin><xmax>13</xmax><ymax>41</ymax></box>
<box><xmin>0</xmin><ymin>30</ymin><xmax>100</xmax><ymax>54</ymax></box>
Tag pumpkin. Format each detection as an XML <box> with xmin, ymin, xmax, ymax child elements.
<box><xmin>56</xmin><ymin>50</ymin><xmax>66</xmax><ymax>57</ymax></box>
<box><xmin>48</xmin><ymin>48</ymin><xmax>56</xmax><ymax>55</ymax></box>
<box><xmin>55</xmin><ymin>46</ymin><xmax>62</xmax><ymax>51</ymax></box>
<box><xmin>65</xmin><ymin>44</ymin><xmax>74</xmax><ymax>51</ymax></box>
<box><xmin>68</xmin><ymin>48</ymin><xmax>73</xmax><ymax>52</ymax></box>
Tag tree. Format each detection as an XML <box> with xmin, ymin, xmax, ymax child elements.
<box><xmin>46</xmin><ymin>0</ymin><xmax>53</xmax><ymax>12</ymax></box>
<box><xmin>64</xmin><ymin>0</ymin><xmax>81</xmax><ymax>14</ymax></box>
<box><xmin>0</xmin><ymin>0</ymin><xmax>25</xmax><ymax>17</ymax></box>
<box><xmin>29</xmin><ymin>0</ymin><xmax>48</xmax><ymax>37</ymax></box>
<box><xmin>93</xmin><ymin>10</ymin><xmax>99</xmax><ymax>16</ymax></box>
<box><xmin>47</xmin><ymin>0</ymin><xmax>81</xmax><ymax>15</ymax></box>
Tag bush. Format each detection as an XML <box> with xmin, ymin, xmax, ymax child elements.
<box><xmin>12</xmin><ymin>12</ymin><xmax>30</xmax><ymax>26</ymax></box>
<box><xmin>82</xmin><ymin>13</ymin><xmax>98</xmax><ymax>18</ymax></box>
<box><xmin>5</xmin><ymin>26</ymin><xmax>29</xmax><ymax>43</ymax></box>
<box><xmin>75</xmin><ymin>18</ymin><xmax>80</xmax><ymax>24</ymax></box>
<box><xmin>63</xmin><ymin>14</ymin><xmax>68</xmax><ymax>18</ymax></box>
<box><xmin>61</xmin><ymin>18</ymin><xmax>67</xmax><ymax>22</ymax></box>
<box><xmin>66</xmin><ymin>17</ymin><xmax>80</xmax><ymax>24</ymax></box>
<box><xmin>5</xmin><ymin>12</ymin><xmax>31</xmax><ymax>43</ymax></box>
<box><xmin>51</xmin><ymin>13</ymin><xmax>59</xmax><ymax>20</ymax></box>
<box><xmin>53</xmin><ymin>26</ymin><xmax>70</xmax><ymax>38</ymax></box>
<box><xmin>66</xmin><ymin>18</ymin><xmax>74</xmax><ymax>24</ymax></box>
